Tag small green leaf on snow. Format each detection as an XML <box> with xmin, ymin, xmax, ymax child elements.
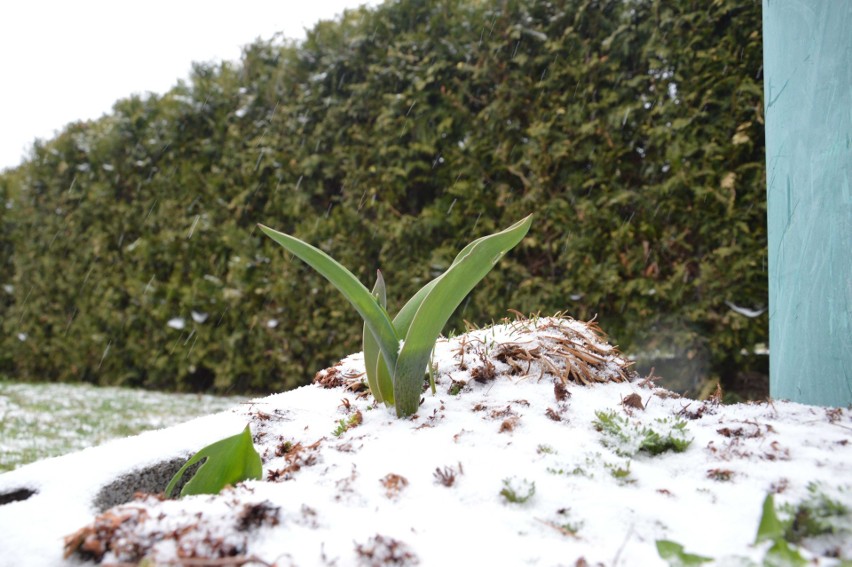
<box><xmin>756</xmin><ymin>493</ymin><xmax>785</xmax><ymax>543</ymax></box>
<box><xmin>165</xmin><ymin>425</ymin><xmax>262</xmax><ymax>498</ymax></box>
<box><xmin>656</xmin><ymin>540</ymin><xmax>713</xmax><ymax>566</ymax></box>
<box><xmin>764</xmin><ymin>539</ymin><xmax>808</xmax><ymax>567</ymax></box>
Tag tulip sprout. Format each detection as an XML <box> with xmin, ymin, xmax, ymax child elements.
<box><xmin>258</xmin><ymin>215</ymin><xmax>532</xmax><ymax>417</ymax></box>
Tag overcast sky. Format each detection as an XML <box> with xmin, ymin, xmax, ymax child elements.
<box><xmin>0</xmin><ymin>0</ymin><xmax>380</xmax><ymax>171</ymax></box>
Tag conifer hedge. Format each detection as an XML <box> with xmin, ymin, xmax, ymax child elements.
<box><xmin>0</xmin><ymin>0</ymin><xmax>766</xmax><ymax>395</ymax></box>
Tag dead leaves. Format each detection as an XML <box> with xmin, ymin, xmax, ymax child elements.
<box><xmin>64</xmin><ymin>498</ymin><xmax>283</xmax><ymax>563</ymax></box>
<box><xmin>621</xmin><ymin>393</ymin><xmax>645</xmax><ymax>411</ymax></box>
<box><xmin>495</xmin><ymin>343</ymin><xmax>539</xmax><ymax>375</ymax></box>
<box><xmin>236</xmin><ymin>501</ymin><xmax>281</xmax><ymax>532</ymax></box>
<box><xmin>433</xmin><ymin>463</ymin><xmax>464</xmax><ymax>487</ymax></box>
<box><xmin>470</xmin><ymin>359</ymin><xmax>497</xmax><ymax>382</ymax></box>
<box><xmin>545</xmin><ymin>408</ymin><xmax>562</xmax><ymax>422</ymax></box>
<box><xmin>266</xmin><ymin>439</ymin><xmax>322</xmax><ymax>482</ymax></box>
<box><xmin>499</xmin><ymin>417</ymin><xmax>520</xmax><ymax>432</ymax></box>
<box><xmin>355</xmin><ymin>534</ymin><xmax>419</xmax><ymax>567</ymax></box>
<box><xmin>707</xmin><ymin>420</ymin><xmax>789</xmax><ymax>462</ymax></box>
<box><xmin>380</xmin><ymin>473</ymin><xmax>409</xmax><ymax>499</ymax></box>
<box><xmin>313</xmin><ymin>363</ymin><xmax>366</xmax><ymax>391</ymax></box>
<box><xmin>554</xmin><ymin>381</ymin><xmax>570</xmax><ymax>402</ymax></box>
<box><xmin>450</xmin><ymin>315</ymin><xmax>635</xmax><ymax>393</ymax></box>
<box><xmin>64</xmin><ymin>508</ymin><xmax>145</xmax><ymax>561</ymax></box>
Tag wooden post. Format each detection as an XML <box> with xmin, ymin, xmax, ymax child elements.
<box><xmin>763</xmin><ymin>2</ymin><xmax>851</xmax><ymax>406</ymax></box>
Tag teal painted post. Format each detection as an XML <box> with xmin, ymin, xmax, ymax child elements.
<box><xmin>763</xmin><ymin>2</ymin><xmax>851</xmax><ymax>406</ymax></box>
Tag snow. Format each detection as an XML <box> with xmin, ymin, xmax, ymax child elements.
<box><xmin>724</xmin><ymin>301</ymin><xmax>768</xmax><ymax>319</ymax></box>
<box><xmin>0</xmin><ymin>316</ymin><xmax>849</xmax><ymax>566</ymax></box>
<box><xmin>191</xmin><ymin>311</ymin><xmax>210</xmax><ymax>324</ymax></box>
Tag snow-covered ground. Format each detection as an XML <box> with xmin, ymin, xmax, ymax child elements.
<box><xmin>0</xmin><ymin>316</ymin><xmax>849</xmax><ymax>566</ymax></box>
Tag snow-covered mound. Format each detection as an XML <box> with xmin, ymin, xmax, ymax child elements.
<box><xmin>1</xmin><ymin>316</ymin><xmax>849</xmax><ymax>566</ymax></box>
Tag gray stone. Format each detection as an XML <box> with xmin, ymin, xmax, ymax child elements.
<box><xmin>92</xmin><ymin>456</ymin><xmax>201</xmax><ymax>512</ymax></box>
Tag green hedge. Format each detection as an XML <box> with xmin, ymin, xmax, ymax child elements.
<box><xmin>0</xmin><ymin>0</ymin><xmax>766</xmax><ymax>394</ymax></box>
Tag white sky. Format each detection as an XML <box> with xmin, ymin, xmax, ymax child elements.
<box><xmin>0</xmin><ymin>0</ymin><xmax>380</xmax><ymax>172</ymax></box>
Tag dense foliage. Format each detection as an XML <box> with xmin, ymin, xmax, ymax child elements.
<box><xmin>0</xmin><ymin>0</ymin><xmax>766</xmax><ymax>395</ymax></box>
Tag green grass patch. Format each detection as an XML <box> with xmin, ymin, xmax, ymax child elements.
<box><xmin>0</xmin><ymin>380</ymin><xmax>243</xmax><ymax>472</ymax></box>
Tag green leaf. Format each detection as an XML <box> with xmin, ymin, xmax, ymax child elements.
<box><xmin>363</xmin><ymin>270</ymin><xmax>394</xmax><ymax>405</ymax></box>
<box><xmin>655</xmin><ymin>540</ymin><xmax>713</xmax><ymax>566</ymax></box>
<box><xmin>260</xmin><ymin>216</ymin><xmax>532</xmax><ymax>417</ymax></box>
<box><xmin>764</xmin><ymin>539</ymin><xmax>807</xmax><ymax>567</ymax></box>
<box><xmin>258</xmin><ymin>223</ymin><xmax>400</xmax><ymax>379</ymax></box>
<box><xmin>372</xmin><ymin>230</ymin><xmax>491</xmax><ymax>408</ymax></box>
<box><xmin>755</xmin><ymin>493</ymin><xmax>808</xmax><ymax>567</ymax></box>
<box><xmin>756</xmin><ymin>493</ymin><xmax>786</xmax><ymax>543</ymax></box>
<box><xmin>372</xmin><ymin>225</ymin><xmax>500</xmax><ymax>404</ymax></box>
<box><xmin>393</xmin><ymin>214</ymin><xmax>533</xmax><ymax>416</ymax></box>
<box><xmin>165</xmin><ymin>425</ymin><xmax>262</xmax><ymax>498</ymax></box>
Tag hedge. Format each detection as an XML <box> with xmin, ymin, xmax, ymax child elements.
<box><xmin>0</xmin><ymin>0</ymin><xmax>766</xmax><ymax>395</ymax></box>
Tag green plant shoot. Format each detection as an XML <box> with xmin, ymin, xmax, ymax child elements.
<box><xmin>756</xmin><ymin>493</ymin><xmax>786</xmax><ymax>543</ymax></box>
<box><xmin>363</xmin><ymin>270</ymin><xmax>394</xmax><ymax>405</ymax></box>
<box><xmin>259</xmin><ymin>214</ymin><xmax>532</xmax><ymax>417</ymax></box>
<box><xmin>165</xmin><ymin>425</ymin><xmax>262</xmax><ymax>498</ymax></box>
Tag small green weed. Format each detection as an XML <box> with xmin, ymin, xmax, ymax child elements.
<box><xmin>333</xmin><ymin>419</ymin><xmax>347</xmax><ymax>437</ymax></box>
<box><xmin>500</xmin><ymin>477</ymin><xmax>536</xmax><ymax>504</ymax></box>
<box><xmin>570</xmin><ymin>466</ymin><xmax>592</xmax><ymax>478</ymax></box>
<box><xmin>333</xmin><ymin>411</ymin><xmax>363</xmax><ymax>437</ymax></box>
<box><xmin>536</xmin><ymin>444</ymin><xmax>555</xmax><ymax>455</ymax></box>
<box><xmin>593</xmin><ymin>410</ymin><xmax>692</xmax><ymax>457</ymax></box>
<box><xmin>546</xmin><ymin>466</ymin><xmax>590</xmax><ymax>477</ymax></box>
<box><xmin>555</xmin><ymin>508</ymin><xmax>584</xmax><ymax>534</ymax></box>
<box><xmin>605</xmin><ymin>461</ymin><xmax>634</xmax><ymax>484</ymax></box>
<box><xmin>781</xmin><ymin>482</ymin><xmax>851</xmax><ymax>544</ymax></box>
<box><xmin>546</xmin><ymin>453</ymin><xmax>601</xmax><ymax>478</ymax></box>
<box><xmin>559</xmin><ymin>520</ymin><xmax>584</xmax><ymax>534</ymax></box>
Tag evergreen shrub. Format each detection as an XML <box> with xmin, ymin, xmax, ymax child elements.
<box><xmin>0</xmin><ymin>0</ymin><xmax>766</xmax><ymax>394</ymax></box>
